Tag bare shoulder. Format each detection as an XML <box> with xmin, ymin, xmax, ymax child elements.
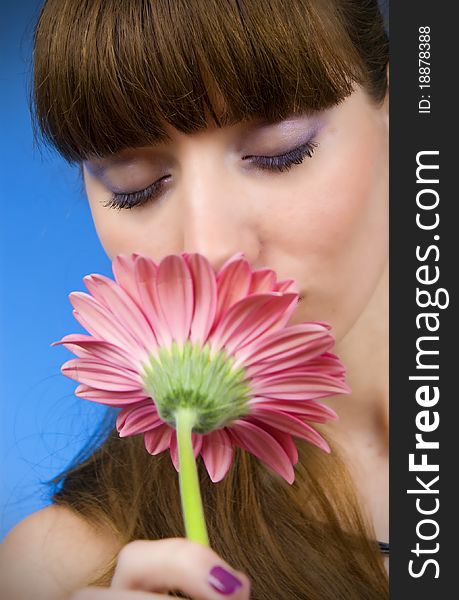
<box><xmin>0</xmin><ymin>504</ymin><xmax>123</xmax><ymax>600</ymax></box>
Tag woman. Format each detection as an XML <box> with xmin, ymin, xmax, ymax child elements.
<box><xmin>0</xmin><ymin>0</ymin><xmax>389</xmax><ymax>598</ymax></box>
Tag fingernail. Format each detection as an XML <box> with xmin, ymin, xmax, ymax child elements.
<box><xmin>208</xmin><ymin>565</ymin><xmax>243</xmax><ymax>595</ymax></box>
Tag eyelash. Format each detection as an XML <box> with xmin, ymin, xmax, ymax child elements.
<box><xmin>103</xmin><ymin>139</ymin><xmax>319</xmax><ymax>211</ymax></box>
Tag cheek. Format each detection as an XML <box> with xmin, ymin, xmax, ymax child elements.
<box><xmin>265</xmin><ymin>133</ymin><xmax>388</xmax><ymax>336</ymax></box>
<box><xmin>84</xmin><ymin>170</ymin><xmax>182</xmax><ymax>260</ymax></box>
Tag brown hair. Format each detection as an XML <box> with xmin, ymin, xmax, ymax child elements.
<box><xmin>32</xmin><ymin>0</ymin><xmax>389</xmax><ymax>597</ymax></box>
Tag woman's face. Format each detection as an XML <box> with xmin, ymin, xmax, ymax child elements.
<box><xmin>83</xmin><ymin>85</ymin><xmax>388</xmax><ymax>343</ymax></box>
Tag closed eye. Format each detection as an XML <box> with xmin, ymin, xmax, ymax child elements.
<box><xmin>243</xmin><ymin>139</ymin><xmax>318</xmax><ymax>172</ymax></box>
<box><xmin>102</xmin><ymin>139</ymin><xmax>319</xmax><ymax>210</ymax></box>
<box><xmin>102</xmin><ymin>175</ymin><xmax>171</xmax><ymax>211</ymax></box>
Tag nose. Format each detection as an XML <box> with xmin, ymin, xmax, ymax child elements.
<box><xmin>178</xmin><ymin>151</ymin><xmax>260</xmax><ymax>272</ymax></box>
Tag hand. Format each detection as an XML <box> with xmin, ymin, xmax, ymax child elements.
<box><xmin>70</xmin><ymin>538</ymin><xmax>251</xmax><ymax>599</ymax></box>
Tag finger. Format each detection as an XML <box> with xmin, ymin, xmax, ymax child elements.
<box><xmin>71</xmin><ymin>588</ymin><xmax>173</xmax><ymax>599</ymax></box>
<box><xmin>110</xmin><ymin>538</ymin><xmax>251</xmax><ymax>599</ymax></box>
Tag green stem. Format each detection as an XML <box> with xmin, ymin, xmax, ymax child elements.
<box><xmin>175</xmin><ymin>407</ymin><xmax>209</xmax><ymax>546</ymax></box>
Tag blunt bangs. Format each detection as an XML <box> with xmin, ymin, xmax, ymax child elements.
<box><xmin>32</xmin><ymin>0</ymin><xmax>383</xmax><ymax>163</ymax></box>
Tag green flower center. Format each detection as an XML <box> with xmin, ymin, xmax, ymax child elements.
<box><xmin>142</xmin><ymin>341</ymin><xmax>251</xmax><ymax>434</ymax></box>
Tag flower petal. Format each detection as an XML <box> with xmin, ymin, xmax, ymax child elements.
<box><xmin>75</xmin><ymin>384</ymin><xmax>150</xmax><ymax>407</ymax></box>
<box><xmin>185</xmin><ymin>253</ymin><xmax>218</xmax><ymax>345</ymax></box>
<box><xmin>200</xmin><ymin>429</ymin><xmax>234</xmax><ymax>482</ymax></box>
<box><xmin>69</xmin><ymin>292</ymin><xmax>146</xmax><ymax>362</ymax></box>
<box><xmin>144</xmin><ymin>423</ymin><xmax>173</xmax><ymax>455</ymax></box>
<box><xmin>192</xmin><ymin>433</ymin><xmax>203</xmax><ymax>459</ymax></box>
<box><xmin>306</xmin><ymin>352</ymin><xmax>348</xmax><ymax>380</ymax></box>
<box><xmin>52</xmin><ymin>334</ymin><xmax>139</xmax><ymax>371</ymax></box>
<box><xmin>210</xmin><ymin>293</ymin><xmax>298</xmax><ymax>355</ymax></box>
<box><xmin>249</xmin><ymin>353</ymin><xmax>347</xmax><ymax>382</ymax></box>
<box><xmin>233</xmin><ymin>322</ymin><xmax>334</xmax><ymax>370</ymax></box>
<box><xmin>245</xmin><ymin>344</ymin><xmax>336</xmax><ymax>378</ymax></box>
<box><xmin>214</xmin><ymin>256</ymin><xmax>252</xmax><ymax>325</ymax></box>
<box><xmin>251</xmin><ymin>373</ymin><xmax>350</xmax><ymax>400</ymax></box>
<box><xmin>83</xmin><ymin>273</ymin><xmax>158</xmax><ymax>352</ymax></box>
<box><xmin>112</xmin><ymin>253</ymin><xmax>143</xmax><ymax>306</ymax></box>
<box><xmin>249</xmin><ymin>269</ymin><xmax>276</xmax><ymax>294</ymax></box>
<box><xmin>169</xmin><ymin>431</ymin><xmax>179</xmax><ymax>470</ymax></box>
<box><xmin>248</xmin><ymin>397</ymin><xmax>338</xmax><ymax>422</ymax></box>
<box><xmin>229</xmin><ymin>420</ymin><xmax>295</xmax><ymax>483</ymax></box>
<box><xmin>62</xmin><ymin>358</ymin><xmax>143</xmax><ymax>391</ymax></box>
<box><xmin>249</xmin><ymin>419</ymin><xmax>299</xmax><ymax>465</ymax></box>
<box><xmin>156</xmin><ymin>255</ymin><xmax>194</xmax><ymax>346</ymax></box>
<box><xmin>117</xmin><ymin>399</ymin><xmax>161</xmax><ymax>437</ymax></box>
<box><xmin>135</xmin><ymin>257</ymin><xmax>172</xmax><ymax>348</ymax></box>
<box><xmin>249</xmin><ymin>409</ymin><xmax>330</xmax><ymax>452</ymax></box>
<box><xmin>274</xmin><ymin>279</ymin><xmax>299</xmax><ymax>294</ymax></box>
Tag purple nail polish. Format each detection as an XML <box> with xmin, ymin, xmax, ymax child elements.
<box><xmin>208</xmin><ymin>565</ymin><xmax>243</xmax><ymax>595</ymax></box>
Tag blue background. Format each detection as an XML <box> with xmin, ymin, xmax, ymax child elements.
<box><xmin>0</xmin><ymin>1</ymin><xmax>112</xmax><ymax>539</ymax></box>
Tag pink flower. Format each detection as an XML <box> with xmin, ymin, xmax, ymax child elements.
<box><xmin>53</xmin><ymin>252</ymin><xmax>349</xmax><ymax>484</ymax></box>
